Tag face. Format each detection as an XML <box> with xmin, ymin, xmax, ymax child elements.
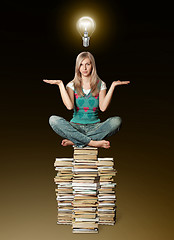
<box><xmin>79</xmin><ymin>58</ymin><xmax>92</xmax><ymax>78</ymax></box>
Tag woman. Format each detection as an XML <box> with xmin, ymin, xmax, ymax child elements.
<box><xmin>43</xmin><ymin>52</ymin><xmax>130</xmax><ymax>149</ymax></box>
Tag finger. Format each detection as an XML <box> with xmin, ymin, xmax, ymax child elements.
<box><xmin>44</xmin><ymin>80</ymin><xmax>54</xmax><ymax>84</ymax></box>
<box><xmin>122</xmin><ymin>81</ymin><xmax>130</xmax><ymax>84</ymax></box>
<box><xmin>43</xmin><ymin>79</ymin><xmax>54</xmax><ymax>81</ymax></box>
<box><xmin>45</xmin><ymin>81</ymin><xmax>52</xmax><ymax>83</ymax></box>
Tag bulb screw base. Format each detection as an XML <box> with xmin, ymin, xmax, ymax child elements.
<box><xmin>82</xmin><ymin>31</ymin><xmax>90</xmax><ymax>47</ymax></box>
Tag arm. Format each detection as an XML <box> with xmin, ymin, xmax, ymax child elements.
<box><xmin>43</xmin><ymin>79</ymin><xmax>74</xmax><ymax>110</ymax></box>
<box><xmin>99</xmin><ymin>80</ymin><xmax>130</xmax><ymax>112</ymax></box>
<box><xmin>66</xmin><ymin>86</ymin><xmax>74</xmax><ymax>109</ymax></box>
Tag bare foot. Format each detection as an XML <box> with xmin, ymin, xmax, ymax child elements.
<box><xmin>61</xmin><ymin>139</ymin><xmax>74</xmax><ymax>147</ymax></box>
<box><xmin>88</xmin><ymin>140</ymin><xmax>110</xmax><ymax>149</ymax></box>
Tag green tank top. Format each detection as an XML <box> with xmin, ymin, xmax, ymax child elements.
<box><xmin>70</xmin><ymin>81</ymin><xmax>101</xmax><ymax>124</ymax></box>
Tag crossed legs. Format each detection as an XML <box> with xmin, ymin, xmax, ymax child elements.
<box><xmin>49</xmin><ymin>116</ymin><xmax>122</xmax><ymax>148</ymax></box>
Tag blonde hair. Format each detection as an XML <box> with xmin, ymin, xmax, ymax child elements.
<box><xmin>73</xmin><ymin>52</ymin><xmax>101</xmax><ymax>97</ymax></box>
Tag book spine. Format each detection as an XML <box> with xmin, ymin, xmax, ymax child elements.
<box><xmin>72</xmin><ymin>148</ymin><xmax>99</xmax><ymax>233</ymax></box>
<box><xmin>97</xmin><ymin>157</ymin><xmax>117</xmax><ymax>225</ymax></box>
<box><xmin>54</xmin><ymin>158</ymin><xmax>73</xmax><ymax>225</ymax></box>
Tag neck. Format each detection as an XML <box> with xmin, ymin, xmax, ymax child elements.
<box><xmin>81</xmin><ymin>76</ymin><xmax>91</xmax><ymax>83</ymax></box>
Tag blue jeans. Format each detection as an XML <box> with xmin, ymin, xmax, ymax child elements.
<box><xmin>49</xmin><ymin>116</ymin><xmax>122</xmax><ymax>148</ymax></box>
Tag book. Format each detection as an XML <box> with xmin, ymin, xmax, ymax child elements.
<box><xmin>74</xmin><ymin>154</ymin><xmax>97</xmax><ymax>160</ymax></box>
<box><xmin>74</xmin><ymin>149</ymin><xmax>98</xmax><ymax>155</ymax></box>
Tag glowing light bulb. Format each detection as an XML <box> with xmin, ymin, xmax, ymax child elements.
<box><xmin>76</xmin><ymin>16</ymin><xmax>96</xmax><ymax>47</ymax></box>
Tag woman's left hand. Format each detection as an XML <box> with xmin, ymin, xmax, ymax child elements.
<box><xmin>112</xmin><ymin>80</ymin><xmax>130</xmax><ymax>87</ymax></box>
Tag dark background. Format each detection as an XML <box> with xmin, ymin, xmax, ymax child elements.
<box><xmin>1</xmin><ymin>0</ymin><xmax>173</xmax><ymax>239</ymax></box>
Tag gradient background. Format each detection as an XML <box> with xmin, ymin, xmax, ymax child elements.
<box><xmin>1</xmin><ymin>0</ymin><xmax>173</xmax><ymax>239</ymax></box>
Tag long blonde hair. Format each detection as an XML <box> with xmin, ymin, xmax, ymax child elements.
<box><xmin>73</xmin><ymin>52</ymin><xmax>101</xmax><ymax>97</ymax></box>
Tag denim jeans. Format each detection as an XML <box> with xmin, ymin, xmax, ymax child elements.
<box><xmin>49</xmin><ymin>116</ymin><xmax>122</xmax><ymax>148</ymax></box>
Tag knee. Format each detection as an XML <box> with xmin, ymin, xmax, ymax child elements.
<box><xmin>109</xmin><ymin>116</ymin><xmax>122</xmax><ymax>131</ymax></box>
<box><xmin>115</xmin><ymin>116</ymin><xmax>122</xmax><ymax>126</ymax></box>
<box><xmin>49</xmin><ymin>115</ymin><xmax>62</xmax><ymax>127</ymax></box>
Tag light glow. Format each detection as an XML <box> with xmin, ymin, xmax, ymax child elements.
<box><xmin>76</xmin><ymin>16</ymin><xmax>96</xmax><ymax>36</ymax></box>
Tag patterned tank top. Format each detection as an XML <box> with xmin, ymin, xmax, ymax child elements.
<box><xmin>70</xmin><ymin>81</ymin><xmax>101</xmax><ymax>124</ymax></box>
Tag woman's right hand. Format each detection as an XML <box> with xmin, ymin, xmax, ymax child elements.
<box><xmin>43</xmin><ymin>79</ymin><xmax>62</xmax><ymax>86</ymax></box>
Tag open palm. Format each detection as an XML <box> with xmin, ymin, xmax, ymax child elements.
<box><xmin>113</xmin><ymin>80</ymin><xmax>130</xmax><ymax>87</ymax></box>
<box><xmin>43</xmin><ymin>79</ymin><xmax>62</xmax><ymax>85</ymax></box>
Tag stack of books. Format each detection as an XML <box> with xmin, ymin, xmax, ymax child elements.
<box><xmin>97</xmin><ymin>157</ymin><xmax>117</xmax><ymax>225</ymax></box>
<box><xmin>72</xmin><ymin>147</ymin><xmax>99</xmax><ymax>234</ymax></box>
<box><xmin>53</xmin><ymin>148</ymin><xmax>117</xmax><ymax>232</ymax></box>
<box><xmin>54</xmin><ymin>158</ymin><xmax>74</xmax><ymax>225</ymax></box>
